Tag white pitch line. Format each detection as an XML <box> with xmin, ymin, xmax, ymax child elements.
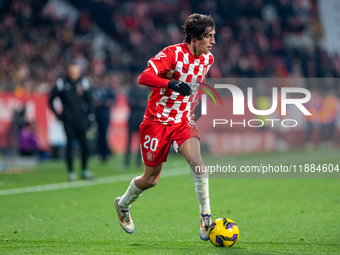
<box><xmin>0</xmin><ymin>167</ymin><xmax>190</xmax><ymax>196</ymax></box>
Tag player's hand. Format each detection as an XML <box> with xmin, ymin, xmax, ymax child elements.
<box><xmin>168</xmin><ymin>81</ymin><xmax>191</xmax><ymax>96</ymax></box>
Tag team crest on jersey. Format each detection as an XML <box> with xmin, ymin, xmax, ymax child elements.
<box><xmin>154</xmin><ymin>52</ymin><xmax>167</xmax><ymax>60</ymax></box>
<box><xmin>203</xmin><ymin>66</ymin><xmax>208</xmax><ymax>77</ymax></box>
<box><xmin>146</xmin><ymin>152</ymin><xmax>155</xmax><ymax>162</ymax></box>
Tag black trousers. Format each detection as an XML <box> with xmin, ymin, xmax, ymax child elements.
<box><xmin>96</xmin><ymin>112</ymin><xmax>110</xmax><ymax>160</ymax></box>
<box><xmin>63</xmin><ymin>120</ymin><xmax>89</xmax><ymax>172</ymax></box>
<box><xmin>124</xmin><ymin>123</ymin><xmax>141</xmax><ymax>166</ymax></box>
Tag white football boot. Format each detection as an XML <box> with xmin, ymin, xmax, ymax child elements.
<box><xmin>114</xmin><ymin>197</ymin><xmax>135</xmax><ymax>234</ymax></box>
<box><xmin>199</xmin><ymin>210</ymin><xmax>211</xmax><ymax>241</ymax></box>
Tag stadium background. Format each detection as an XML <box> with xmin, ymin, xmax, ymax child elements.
<box><xmin>1</xmin><ymin>0</ymin><xmax>340</xmax><ymax>156</ymax></box>
<box><xmin>1</xmin><ymin>1</ymin><xmax>340</xmax><ymax>254</ymax></box>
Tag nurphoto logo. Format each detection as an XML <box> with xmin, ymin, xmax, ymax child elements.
<box><xmin>198</xmin><ymin>83</ymin><xmax>311</xmax><ymax>128</ymax></box>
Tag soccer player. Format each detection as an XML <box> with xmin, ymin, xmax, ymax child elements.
<box><xmin>114</xmin><ymin>13</ymin><xmax>215</xmax><ymax>241</ymax></box>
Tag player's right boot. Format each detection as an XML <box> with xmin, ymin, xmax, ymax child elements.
<box><xmin>199</xmin><ymin>210</ymin><xmax>211</xmax><ymax>241</ymax></box>
<box><xmin>114</xmin><ymin>197</ymin><xmax>134</xmax><ymax>234</ymax></box>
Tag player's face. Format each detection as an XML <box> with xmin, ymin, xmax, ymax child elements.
<box><xmin>67</xmin><ymin>64</ymin><xmax>82</xmax><ymax>82</ymax></box>
<box><xmin>194</xmin><ymin>27</ymin><xmax>215</xmax><ymax>56</ymax></box>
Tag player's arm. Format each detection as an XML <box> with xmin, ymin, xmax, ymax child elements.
<box><xmin>138</xmin><ymin>48</ymin><xmax>191</xmax><ymax>96</ymax></box>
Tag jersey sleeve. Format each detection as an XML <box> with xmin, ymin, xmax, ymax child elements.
<box><xmin>139</xmin><ymin>47</ymin><xmax>176</xmax><ymax>88</ymax></box>
<box><xmin>147</xmin><ymin>47</ymin><xmax>175</xmax><ymax>76</ymax></box>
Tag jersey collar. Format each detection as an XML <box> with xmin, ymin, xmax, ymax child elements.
<box><xmin>182</xmin><ymin>43</ymin><xmax>204</xmax><ymax>60</ymax></box>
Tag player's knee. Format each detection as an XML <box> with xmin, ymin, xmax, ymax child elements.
<box><xmin>147</xmin><ymin>178</ymin><xmax>158</xmax><ymax>188</ymax></box>
<box><xmin>190</xmin><ymin>154</ymin><xmax>203</xmax><ymax>168</ymax></box>
<box><xmin>140</xmin><ymin>176</ymin><xmax>158</xmax><ymax>189</ymax></box>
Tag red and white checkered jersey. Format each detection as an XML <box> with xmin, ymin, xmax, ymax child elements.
<box><xmin>143</xmin><ymin>43</ymin><xmax>214</xmax><ymax>124</ymax></box>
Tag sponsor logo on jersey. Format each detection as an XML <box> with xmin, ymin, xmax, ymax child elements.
<box><xmin>154</xmin><ymin>52</ymin><xmax>167</xmax><ymax>60</ymax></box>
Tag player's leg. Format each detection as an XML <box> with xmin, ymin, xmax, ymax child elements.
<box><xmin>179</xmin><ymin>137</ymin><xmax>211</xmax><ymax>241</ymax></box>
<box><xmin>179</xmin><ymin>138</ymin><xmax>210</xmax><ymax>211</ymax></box>
<box><xmin>119</xmin><ymin>163</ymin><xmax>163</xmax><ymax>208</ymax></box>
<box><xmin>76</xmin><ymin>123</ymin><xmax>94</xmax><ymax>179</ymax></box>
<box><xmin>63</xmin><ymin>121</ymin><xmax>76</xmax><ymax>181</ymax></box>
<box><xmin>115</xmin><ymin>119</ymin><xmax>171</xmax><ymax>233</ymax></box>
<box><xmin>115</xmin><ymin>164</ymin><xmax>162</xmax><ymax>233</ymax></box>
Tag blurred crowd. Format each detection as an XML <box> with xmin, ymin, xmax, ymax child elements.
<box><xmin>1</xmin><ymin>0</ymin><xmax>340</xmax><ymax>152</ymax></box>
<box><xmin>1</xmin><ymin>0</ymin><xmax>340</xmax><ymax>95</ymax></box>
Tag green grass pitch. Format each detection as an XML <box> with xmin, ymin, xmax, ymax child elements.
<box><xmin>0</xmin><ymin>150</ymin><xmax>339</xmax><ymax>254</ymax></box>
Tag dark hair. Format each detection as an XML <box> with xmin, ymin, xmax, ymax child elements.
<box><xmin>67</xmin><ymin>61</ymin><xmax>80</xmax><ymax>67</ymax></box>
<box><xmin>183</xmin><ymin>13</ymin><xmax>216</xmax><ymax>43</ymax></box>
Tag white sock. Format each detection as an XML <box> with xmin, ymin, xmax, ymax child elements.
<box><xmin>118</xmin><ymin>178</ymin><xmax>144</xmax><ymax>209</ymax></box>
<box><xmin>192</xmin><ymin>172</ymin><xmax>210</xmax><ymax>212</ymax></box>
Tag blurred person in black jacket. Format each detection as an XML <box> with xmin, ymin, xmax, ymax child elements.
<box><xmin>92</xmin><ymin>76</ymin><xmax>116</xmax><ymax>163</ymax></box>
<box><xmin>122</xmin><ymin>76</ymin><xmax>150</xmax><ymax>169</ymax></box>
<box><xmin>49</xmin><ymin>63</ymin><xmax>95</xmax><ymax>181</ymax></box>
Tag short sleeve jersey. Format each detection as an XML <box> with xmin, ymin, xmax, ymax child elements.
<box><xmin>144</xmin><ymin>43</ymin><xmax>214</xmax><ymax>124</ymax></box>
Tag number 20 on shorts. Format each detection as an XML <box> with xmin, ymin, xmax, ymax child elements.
<box><xmin>143</xmin><ymin>135</ymin><xmax>159</xmax><ymax>151</ymax></box>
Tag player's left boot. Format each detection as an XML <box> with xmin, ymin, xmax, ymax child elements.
<box><xmin>199</xmin><ymin>210</ymin><xmax>211</xmax><ymax>241</ymax></box>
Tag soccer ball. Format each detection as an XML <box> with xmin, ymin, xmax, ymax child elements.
<box><xmin>209</xmin><ymin>218</ymin><xmax>239</xmax><ymax>247</ymax></box>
